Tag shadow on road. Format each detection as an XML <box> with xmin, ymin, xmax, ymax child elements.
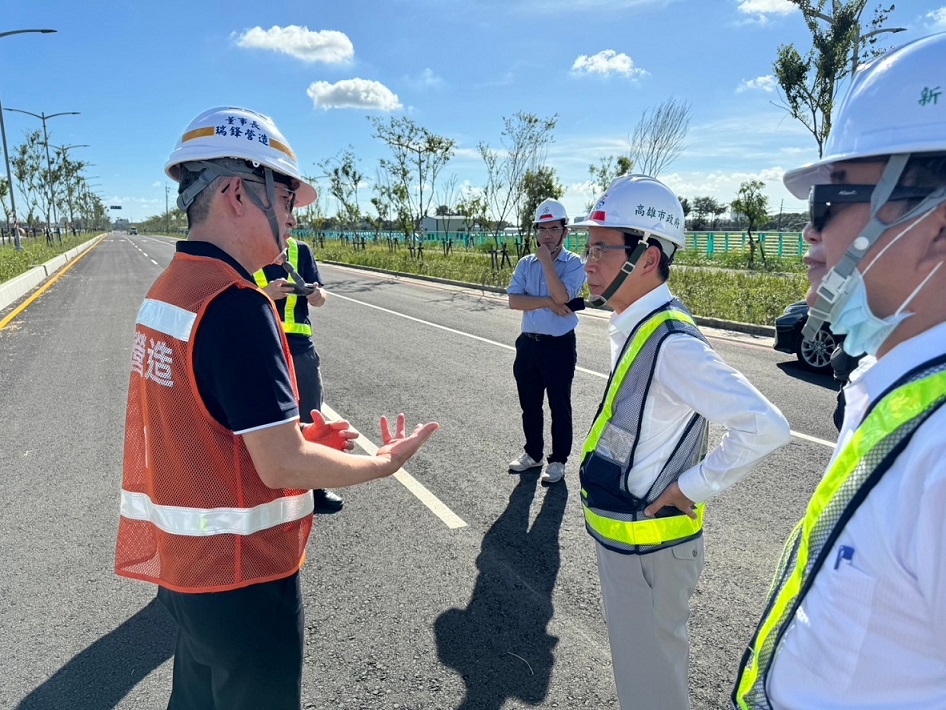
<box><xmin>17</xmin><ymin>598</ymin><xmax>175</xmax><ymax>710</ymax></box>
<box><xmin>776</xmin><ymin>360</ymin><xmax>839</xmax><ymax>390</ymax></box>
<box><xmin>435</xmin><ymin>473</ymin><xmax>567</xmax><ymax>710</ymax></box>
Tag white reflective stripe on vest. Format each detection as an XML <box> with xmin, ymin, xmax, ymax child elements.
<box><xmin>119</xmin><ymin>489</ymin><xmax>314</xmax><ymax>536</ymax></box>
<box><xmin>136</xmin><ymin>299</ymin><xmax>197</xmax><ymax>342</ymax></box>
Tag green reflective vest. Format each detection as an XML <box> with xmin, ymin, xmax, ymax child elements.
<box><xmin>253</xmin><ymin>238</ymin><xmax>312</xmax><ymax>337</ymax></box>
<box><xmin>579</xmin><ymin>300</ymin><xmax>709</xmax><ymax>555</ymax></box>
<box><xmin>732</xmin><ymin>357</ymin><xmax>946</xmax><ymax>709</ymax></box>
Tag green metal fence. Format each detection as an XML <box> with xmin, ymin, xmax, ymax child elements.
<box><xmin>294</xmin><ymin>229</ymin><xmax>807</xmax><ymax>257</ymax></box>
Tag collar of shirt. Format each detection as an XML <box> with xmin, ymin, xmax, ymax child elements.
<box><xmin>608</xmin><ymin>283</ymin><xmax>673</xmax><ymax>370</ymax></box>
<box><xmin>838</xmin><ymin>321</ymin><xmax>946</xmax><ymax>446</ymax></box>
<box><xmin>177</xmin><ymin>240</ymin><xmax>253</xmax><ymax>282</ymax></box>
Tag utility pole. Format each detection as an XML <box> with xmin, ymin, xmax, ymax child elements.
<box><xmin>165</xmin><ymin>183</ymin><xmax>170</xmax><ymax>234</ymax></box>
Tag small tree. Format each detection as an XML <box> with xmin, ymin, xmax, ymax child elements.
<box><xmin>370</xmin><ymin>115</ymin><xmax>455</xmax><ymax>240</ymax></box>
<box><xmin>774</xmin><ymin>1</ymin><xmax>902</xmax><ymax>157</ymax></box>
<box><xmin>691</xmin><ymin>196</ymin><xmax>721</xmax><ymax>231</ymax></box>
<box><xmin>586</xmin><ymin>155</ymin><xmax>633</xmax><ymax>210</ymax></box>
<box><xmin>478</xmin><ymin>112</ymin><xmax>557</xmax><ymax>239</ymax></box>
<box><xmin>319</xmin><ymin>147</ymin><xmax>363</xmax><ymax>232</ymax></box>
<box><xmin>731</xmin><ymin>179</ymin><xmax>770</xmax><ymax>268</ymax></box>
<box><xmin>678</xmin><ymin>196</ymin><xmax>691</xmax><ymax>227</ymax></box>
<box><xmin>630</xmin><ymin>96</ymin><xmax>691</xmax><ymax>177</ymax></box>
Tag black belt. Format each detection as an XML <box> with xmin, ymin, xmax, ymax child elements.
<box><xmin>522</xmin><ymin>331</ymin><xmax>574</xmax><ymax>341</ymax></box>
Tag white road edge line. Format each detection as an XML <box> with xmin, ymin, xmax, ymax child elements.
<box><xmin>328</xmin><ymin>291</ymin><xmax>836</xmax><ymax>450</ymax></box>
<box><xmin>321</xmin><ymin>403</ymin><xmax>468</xmax><ymax>529</ymax></box>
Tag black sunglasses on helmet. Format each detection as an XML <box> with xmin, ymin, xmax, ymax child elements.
<box><xmin>808</xmin><ymin>184</ymin><xmax>934</xmax><ymax>231</ymax></box>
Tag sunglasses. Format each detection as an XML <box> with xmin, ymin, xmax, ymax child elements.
<box><xmin>809</xmin><ymin>184</ymin><xmax>932</xmax><ymax>232</ymax></box>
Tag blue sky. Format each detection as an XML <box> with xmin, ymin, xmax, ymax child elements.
<box><xmin>2</xmin><ymin>0</ymin><xmax>944</xmax><ymax>224</ymax></box>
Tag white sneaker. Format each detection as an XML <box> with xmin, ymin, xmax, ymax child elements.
<box><xmin>541</xmin><ymin>461</ymin><xmax>565</xmax><ymax>484</ymax></box>
<box><xmin>508</xmin><ymin>452</ymin><xmax>543</xmax><ymax>472</ymax></box>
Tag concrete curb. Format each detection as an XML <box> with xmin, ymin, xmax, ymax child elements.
<box><xmin>0</xmin><ymin>234</ymin><xmax>106</xmax><ymax>312</ymax></box>
<box><xmin>321</xmin><ymin>259</ymin><xmax>777</xmax><ymax>339</ymax></box>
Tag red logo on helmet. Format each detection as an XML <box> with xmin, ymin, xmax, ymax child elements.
<box><xmin>539</xmin><ymin>212</ymin><xmax>553</xmax><ymax>220</ymax></box>
<box><xmin>591</xmin><ymin>210</ymin><xmax>606</xmax><ymax>221</ymax></box>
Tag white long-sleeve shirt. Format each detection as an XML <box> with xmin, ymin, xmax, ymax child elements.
<box><xmin>608</xmin><ymin>283</ymin><xmax>791</xmax><ymax>503</ymax></box>
<box><xmin>768</xmin><ymin>320</ymin><xmax>946</xmax><ymax>709</ymax></box>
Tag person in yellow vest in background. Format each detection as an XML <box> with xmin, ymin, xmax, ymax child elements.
<box><xmin>575</xmin><ymin>175</ymin><xmax>790</xmax><ymax>710</ymax></box>
<box><xmin>115</xmin><ymin>106</ymin><xmax>438</xmax><ymax>709</ymax></box>
<box><xmin>254</xmin><ymin>237</ymin><xmax>343</xmax><ymax>514</ymax></box>
<box><xmin>733</xmin><ymin>33</ymin><xmax>946</xmax><ymax>710</ymax></box>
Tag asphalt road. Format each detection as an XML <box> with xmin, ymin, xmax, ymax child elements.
<box><xmin>0</xmin><ymin>233</ymin><xmax>840</xmax><ymax>710</ymax></box>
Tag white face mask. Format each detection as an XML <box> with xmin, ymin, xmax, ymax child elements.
<box><xmin>827</xmin><ymin>208</ymin><xmax>943</xmax><ymax>357</ymax></box>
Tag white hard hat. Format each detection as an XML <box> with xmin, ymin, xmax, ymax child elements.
<box><xmin>784</xmin><ymin>32</ymin><xmax>946</xmax><ymax>199</ymax></box>
<box><xmin>165</xmin><ymin>106</ymin><xmax>317</xmax><ymax>207</ymax></box>
<box><xmin>533</xmin><ymin>198</ymin><xmax>568</xmax><ymax>225</ymax></box>
<box><xmin>572</xmin><ymin>174</ymin><xmax>685</xmax><ymax>253</ymax></box>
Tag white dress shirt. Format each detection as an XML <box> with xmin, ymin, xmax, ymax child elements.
<box><xmin>608</xmin><ymin>283</ymin><xmax>791</xmax><ymax>503</ymax></box>
<box><xmin>768</xmin><ymin>320</ymin><xmax>946</xmax><ymax>709</ymax></box>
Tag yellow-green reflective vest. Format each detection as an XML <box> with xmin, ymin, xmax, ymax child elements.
<box><xmin>253</xmin><ymin>238</ymin><xmax>312</xmax><ymax>337</ymax></box>
<box><xmin>579</xmin><ymin>300</ymin><xmax>709</xmax><ymax>555</ymax></box>
<box><xmin>732</xmin><ymin>357</ymin><xmax>946</xmax><ymax>709</ymax></box>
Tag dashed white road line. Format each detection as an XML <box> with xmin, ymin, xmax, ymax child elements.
<box><xmin>328</xmin><ymin>291</ymin><xmax>836</xmax><ymax>450</ymax></box>
<box><xmin>321</xmin><ymin>403</ymin><xmax>468</xmax><ymax>530</ymax></box>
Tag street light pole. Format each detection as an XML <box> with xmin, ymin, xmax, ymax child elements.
<box><xmin>4</xmin><ymin>107</ymin><xmax>79</xmax><ymax>243</ymax></box>
<box><xmin>0</xmin><ymin>28</ymin><xmax>56</xmax><ymax>250</ymax></box>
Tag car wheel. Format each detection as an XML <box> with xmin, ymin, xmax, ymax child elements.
<box><xmin>797</xmin><ymin>327</ymin><xmax>836</xmax><ymax>373</ymax></box>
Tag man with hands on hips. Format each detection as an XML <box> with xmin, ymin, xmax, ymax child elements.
<box><xmin>576</xmin><ymin>175</ymin><xmax>790</xmax><ymax>710</ymax></box>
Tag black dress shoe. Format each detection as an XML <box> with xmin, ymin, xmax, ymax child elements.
<box><xmin>313</xmin><ymin>488</ymin><xmax>344</xmax><ymax>514</ymax></box>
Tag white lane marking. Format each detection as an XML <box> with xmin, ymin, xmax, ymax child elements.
<box><xmin>328</xmin><ymin>291</ymin><xmax>836</xmax><ymax>450</ymax></box>
<box><xmin>321</xmin><ymin>403</ymin><xmax>467</xmax><ymax>529</ymax></box>
<box><xmin>151</xmin><ymin>259</ymin><xmax>158</xmax><ymax>266</ymax></box>
<box><xmin>329</xmin><ymin>292</ymin><xmax>604</xmax><ymax>379</ymax></box>
<box><xmin>790</xmin><ymin>430</ymin><xmax>837</xmax><ymax>448</ymax></box>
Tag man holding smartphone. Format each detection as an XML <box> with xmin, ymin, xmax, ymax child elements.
<box><xmin>255</xmin><ymin>237</ymin><xmax>343</xmax><ymax>513</ymax></box>
<box><xmin>507</xmin><ymin>198</ymin><xmax>587</xmax><ymax>485</ymax></box>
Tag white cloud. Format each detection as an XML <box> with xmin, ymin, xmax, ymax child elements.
<box><xmin>571</xmin><ymin>50</ymin><xmax>647</xmax><ymax>79</ymax></box>
<box><xmin>926</xmin><ymin>7</ymin><xmax>946</xmax><ymax>28</ymax></box>
<box><xmin>405</xmin><ymin>67</ymin><xmax>444</xmax><ymax>89</ymax></box>
<box><xmin>737</xmin><ymin>75</ymin><xmax>777</xmax><ymax>93</ymax></box>
<box><xmin>306</xmin><ymin>79</ymin><xmax>402</xmax><ymax>111</ymax></box>
<box><xmin>737</xmin><ymin>0</ymin><xmax>795</xmax><ymax>15</ymax></box>
<box><xmin>235</xmin><ymin>25</ymin><xmax>353</xmax><ymax>63</ymax></box>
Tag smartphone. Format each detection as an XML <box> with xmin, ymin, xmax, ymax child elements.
<box><xmin>289</xmin><ymin>283</ymin><xmax>317</xmax><ymax>296</ymax></box>
<box><xmin>566</xmin><ymin>296</ymin><xmax>586</xmax><ymax>312</ymax></box>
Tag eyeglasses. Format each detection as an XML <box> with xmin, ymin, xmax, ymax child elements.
<box><xmin>534</xmin><ymin>225</ymin><xmax>564</xmax><ymax>236</ymax></box>
<box><xmin>809</xmin><ymin>184</ymin><xmax>932</xmax><ymax>232</ymax></box>
<box><xmin>241</xmin><ymin>176</ymin><xmax>297</xmax><ymax>211</ymax></box>
<box><xmin>581</xmin><ymin>244</ymin><xmax>628</xmax><ymax>262</ymax></box>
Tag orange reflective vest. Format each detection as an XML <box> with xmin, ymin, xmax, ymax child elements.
<box><xmin>115</xmin><ymin>252</ymin><xmax>312</xmax><ymax>593</ymax></box>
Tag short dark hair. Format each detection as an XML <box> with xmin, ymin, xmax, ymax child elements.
<box><xmin>622</xmin><ymin>229</ymin><xmax>671</xmax><ymax>282</ymax></box>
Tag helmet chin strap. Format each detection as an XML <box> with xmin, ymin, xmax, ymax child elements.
<box><xmin>588</xmin><ymin>242</ymin><xmax>647</xmax><ymax>307</ymax></box>
<box><xmin>238</xmin><ymin>166</ymin><xmax>282</xmax><ymax>248</ymax></box>
<box><xmin>803</xmin><ymin>153</ymin><xmax>946</xmax><ymax>340</ymax></box>
<box><xmin>177</xmin><ymin>161</ymin><xmax>283</xmax><ymax>247</ymax></box>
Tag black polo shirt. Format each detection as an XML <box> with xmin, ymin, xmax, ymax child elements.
<box><xmin>178</xmin><ymin>241</ymin><xmax>299</xmax><ymax>433</ymax></box>
<box><xmin>258</xmin><ymin>240</ymin><xmax>323</xmax><ymax>356</ymax></box>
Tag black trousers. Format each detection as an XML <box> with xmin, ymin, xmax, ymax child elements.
<box><xmin>513</xmin><ymin>330</ymin><xmax>577</xmax><ymax>464</ymax></box>
<box><xmin>157</xmin><ymin>573</ymin><xmax>304</xmax><ymax>710</ymax></box>
<box><xmin>291</xmin><ymin>346</ymin><xmax>323</xmax><ymax>424</ymax></box>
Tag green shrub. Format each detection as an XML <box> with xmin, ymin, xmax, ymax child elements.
<box><xmin>0</xmin><ymin>233</ymin><xmax>93</xmax><ymax>282</ymax></box>
<box><xmin>308</xmin><ymin>238</ymin><xmax>807</xmax><ymax>325</ymax></box>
